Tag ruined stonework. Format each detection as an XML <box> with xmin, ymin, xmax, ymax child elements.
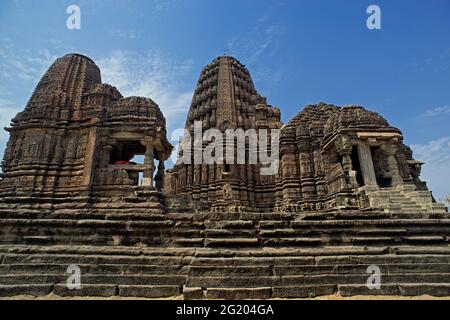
<box><xmin>0</xmin><ymin>54</ymin><xmax>449</xmax><ymax>299</ymax></box>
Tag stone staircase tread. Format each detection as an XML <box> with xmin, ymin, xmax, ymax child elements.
<box><xmin>1</xmin><ymin>244</ymin><xmax>450</xmax><ymax>257</ymax></box>
<box><xmin>0</xmin><ymin>284</ymin><xmax>53</xmax><ymax>297</ymax></box>
<box><xmin>3</xmin><ymin>254</ymin><xmax>187</xmax><ymax>265</ymax></box>
<box><xmin>205</xmin><ymin>238</ymin><xmax>259</xmax><ymax>247</ymax></box>
<box><xmin>338</xmin><ymin>283</ymin><xmax>450</xmax><ymax>297</ymax></box>
<box><xmin>204</xmin><ymin>287</ymin><xmax>272</xmax><ymax>299</ymax></box>
<box><xmin>118</xmin><ymin>285</ymin><xmax>182</xmax><ymax>298</ymax></box>
<box><xmin>280</xmin><ymin>273</ymin><xmax>450</xmax><ymax>286</ymax></box>
<box><xmin>52</xmin><ymin>284</ymin><xmax>118</xmax><ymax>297</ymax></box>
<box><xmin>0</xmin><ymin>263</ymin><xmax>187</xmax><ymax>275</ymax></box>
<box><xmin>263</xmin><ymin>238</ymin><xmax>323</xmax><ymax>245</ymax></box>
<box><xmin>0</xmin><ymin>274</ymin><xmax>188</xmax><ymax>286</ymax></box>
<box><xmin>0</xmin><ymin>218</ymin><xmax>175</xmax><ymax>228</ymax></box>
<box><xmin>272</xmin><ymin>285</ymin><xmax>337</xmax><ymax>298</ymax></box>
<box><xmin>273</xmin><ymin>263</ymin><xmax>450</xmax><ymax>275</ymax></box>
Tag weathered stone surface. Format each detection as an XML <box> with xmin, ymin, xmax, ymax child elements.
<box><xmin>0</xmin><ymin>284</ymin><xmax>52</xmax><ymax>297</ymax></box>
<box><xmin>338</xmin><ymin>284</ymin><xmax>399</xmax><ymax>297</ymax></box>
<box><xmin>118</xmin><ymin>285</ymin><xmax>181</xmax><ymax>298</ymax></box>
<box><xmin>53</xmin><ymin>284</ymin><xmax>117</xmax><ymax>297</ymax></box>
<box><xmin>272</xmin><ymin>285</ymin><xmax>336</xmax><ymax>298</ymax></box>
<box><xmin>183</xmin><ymin>287</ymin><xmax>204</xmax><ymax>300</ymax></box>
<box><xmin>205</xmin><ymin>287</ymin><xmax>272</xmax><ymax>300</ymax></box>
<box><xmin>0</xmin><ymin>53</ymin><xmax>448</xmax><ymax>300</ymax></box>
<box><xmin>398</xmin><ymin>283</ymin><xmax>450</xmax><ymax>297</ymax></box>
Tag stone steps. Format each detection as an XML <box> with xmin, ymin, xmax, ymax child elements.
<box><xmin>0</xmin><ymin>245</ymin><xmax>449</xmax><ymax>298</ymax></box>
<box><xmin>0</xmin><ymin>205</ymin><xmax>449</xmax><ymax>299</ymax></box>
<box><xmin>0</xmin><ymin>273</ymin><xmax>450</xmax><ymax>288</ymax></box>
<box><xmin>0</xmin><ymin>264</ymin><xmax>187</xmax><ymax>275</ymax></box>
<box><xmin>2</xmin><ymin>262</ymin><xmax>449</xmax><ymax>277</ymax></box>
<box><xmin>0</xmin><ymin>274</ymin><xmax>187</xmax><ymax>286</ymax></box>
<box><xmin>0</xmin><ymin>284</ymin><xmax>182</xmax><ymax>298</ymax></box>
<box><xmin>337</xmin><ymin>283</ymin><xmax>450</xmax><ymax>297</ymax></box>
<box><xmin>365</xmin><ymin>187</ymin><xmax>448</xmax><ymax>214</ymax></box>
<box><xmin>1</xmin><ymin>216</ymin><xmax>449</xmax><ymax>247</ymax></box>
<box><xmin>2</xmin><ymin>282</ymin><xmax>450</xmax><ymax>299</ymax></box>
<box><xmin>186</xmin><ymin>273</ymin><xmax>450</xmax><ymax>288</ymax></box>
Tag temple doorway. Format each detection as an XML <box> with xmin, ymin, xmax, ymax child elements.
<box><xmin>351</xmin><ymin>146</ymin><xmax>364</xmax><ymax>187</ymax></box>
<box><xmin>109</xmin><ymin>141</ymin><xmax>149</xmax><ymax>186</ymax></box>
<box><xmin>109</xmin><ymin>141</ymin><xmax>146</xmax><ymax>165</ymax></box>
<box><xmin>371</xmin><ymin>146</ymin><xmax>392</xmax><ymax>188</ymax></box>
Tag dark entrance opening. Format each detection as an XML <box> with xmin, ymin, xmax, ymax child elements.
<box><xmin>109</xmin><ymin>141</ymin><xmax>147</xmax><ymax>186</ymax></box>
<box><xmin>351</xmin><ymin>146</ymin><xmax>364</xmax><ymax>186</ymax></box>
<box><xmin>110</xmin><ymin>141</ymin><xmax>146</xmax><ymax>164</ymax></box>
<box><xmin>371</xmin><ymin>146</ymin><xmax>392</xmax><ymax>188</ymax></box>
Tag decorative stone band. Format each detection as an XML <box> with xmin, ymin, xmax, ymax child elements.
<box><xmin>357</xmin><ymin>132</ymin><xmax>403</xmax><ymax>139</ymax></box>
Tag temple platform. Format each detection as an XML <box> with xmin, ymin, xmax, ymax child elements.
<box><xmin>0</xmin><ymin>204</ymin><xmax>449</xmax><ymax>299</ymax></box>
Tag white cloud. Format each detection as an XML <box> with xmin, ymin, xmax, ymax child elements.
<box><xmin>0</xmin><ymin>44</ymin><xmax>59</xmax><ymax>83</ymax></box>
<box><xmin>226</xmin><ymin>15</ymin><xmax>283</xmax><ymax>89</ymax></box>
<box><xmin>96</xmin><ymin>50</ymin><xmax>193</xmax><ymax>132</ymax></box>
<box><xmin>424</xmin><ymin>105</ymin><xmax>450</xmax><ymax>117</ymax></box>
<box><xmin>0</xmin><ymin>42</ymin><xmax>62</xmax><ymax>165</ymax></box>
<box><xmin>227</xmin><ymin>18</ymin><xmax>281</xmax><ymax>65</ymax></box>
<box><xmin>0</xmin><ymin>84</ymin><xmax>20</xmax><ymax>131</ymax></box>
<box><xmin>411</xmin><ymin>136</ymin><xmax>450</xmax><ymax>202</ymax></box>
<box><xmin>0</xmin><ymin>45</ymin><xmax>194</xmax><ymax>168</ymax></box>
<box><xmin>0</xmin><ymin>100</ymin><xmax>18</xmax><ymax>128</ymax></box>
<box><xmin>110</xmin><ymin>29</ymin><xmax>140</xmax><ymax>40</ymax></box>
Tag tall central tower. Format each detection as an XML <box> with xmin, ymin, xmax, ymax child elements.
<box><xmin>165</xmin><ymin>56</ymin><xmax>282</xmax><ymax>211</ymax></box>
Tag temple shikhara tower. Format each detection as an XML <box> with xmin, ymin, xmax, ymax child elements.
<box><xmin>0</xmin><ymin>53</ymin><xmax>449</xmax><ymax>299</ymax></box>
<box><xmin>0</xmin><ymin>54</ymin><xmax>172</xmax><ymax>209</ymax></box>
<box><xmin>165</xmin><ymin>56</ymin><xmax>282</xmax><ymax>211</ymax></box>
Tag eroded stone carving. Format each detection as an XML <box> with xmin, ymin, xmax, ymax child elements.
<box><xmin>0</xmin><ymin>54</ymin><xmax>446</xmax><ymax>216</ymax></box>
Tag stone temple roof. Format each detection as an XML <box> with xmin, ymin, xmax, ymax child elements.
<box><xmin>186</xmin><ymin>55</ymin><xmax>268</xmax><ymax>130</ymax></box>
<box><xmin>106</xmin><ymin>96</ymin><xmax>167</xmax><ymax>127</ymax></box>
<box><xmin>14</xmin><ymin>53</ymin><xmax>101</xmax><ymax>123</ymax></box>
<box><xmin>62</xmin><ymin>53</ymin><xmax>96</xmax><ymax>64</ymax></box>
<box><xmin>323</xmin><ymin>105</ymin><xmax>393</xmax><ymax>137</ymax></box>
<box><xmin>280</xmin><ymin>103</ymin><xmax>338</xmax><ymax>141</ymax></box>
<box><xmin>280</xmin><ymin>103</ymin><xmax>400</xmax><ymax>142</ymax></box>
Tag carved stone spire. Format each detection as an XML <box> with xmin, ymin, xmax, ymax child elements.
<box><xmin>14</xmin><ymin>53</ymin><xmax>101</xmax><ymax>123</ymax></box>
<box><xmin>185</xmin><ymin>55</ymin><xmax>266</xmax><ymax>131</ymax></box>
<box><xmin>169</xmin><ymin>55</ymin><xmax>282</xmax><ymax>211</ymax></box>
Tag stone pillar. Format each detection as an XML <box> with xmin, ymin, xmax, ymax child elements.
<box><xmin>155</xmin><ymin>160</ymin><xmax>165</xmax><ymax>191</ymax></box>
<box><xmin>385</xmin><ymin>143</ymin><xmax>403</xmax><ymax>186</ymax></box>
<box><xmin>100</xmin><ymin>145</ymin><xmax>113</xmax><ymax>167</ymax></box>
<box><xmin>142</xmin><ymin>141</ymin><xmax>154</xmax><ymax>187</ymax></box>
<box><xmin>82</xmin><ymin>127</ymin><xmax>98</xmax><ymax>188</ymax></box>
<box><xmin>340</xmin><ymin>150</ymin><xmax>358</xmax><ymax>188</ymax></box>
<box><xmin>357</xmin><ymin>143</ymin><xmax>377</xmax><ymax>186</ymax></box>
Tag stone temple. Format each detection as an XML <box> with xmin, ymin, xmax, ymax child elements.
<box><xmin>0</xmin><ymin>53</ymin><xmax>449</xmax><ymax>299</ymax></box>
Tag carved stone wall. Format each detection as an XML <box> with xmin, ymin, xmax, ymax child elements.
<box><xmin>0</xmin><ymin>53</ymin><xmax>442</xmax><ymax>214</ymax></box>
<box><xmin>0</xmin><ymin>53</ymin><xmax>173</xmax><ymax>200</ymax></box>
<box><xmin>166</xmin><ymin>56</ymin><xmax>282</xmax><ymax>212</ymax></box>
<box><xmin>275</xmin><ymin>103</ymin><xmax>437</xmax><ymax>212</ymax></box>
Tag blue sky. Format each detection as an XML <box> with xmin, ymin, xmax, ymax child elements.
<box><xmin>0</xmin><ymin>0</ymin><xmax>449</xmax><ymax>201</ymax></box>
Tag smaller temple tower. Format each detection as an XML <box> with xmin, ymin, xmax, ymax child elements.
<box><xmin>0</xmin><ymin>54</ymin><xmax>173</xmax><ymax>207</ymax></box>
<box><xmin>275</xmin><ymin>103</ymin><xmax>447</xmax><ymax>214</ymax></box>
